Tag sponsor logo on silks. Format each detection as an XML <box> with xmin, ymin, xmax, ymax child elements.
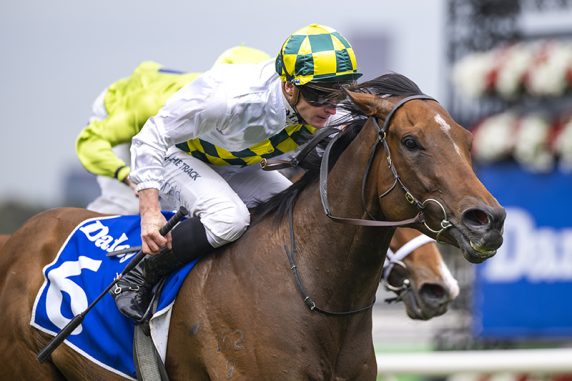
<box><xmin>482</xmin><ymin>207</ymin><xmax>572</xmax><ymax>282</ymax></box>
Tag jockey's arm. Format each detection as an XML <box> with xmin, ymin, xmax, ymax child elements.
<box><xmin>76</xmin><ymin>110</ymin><xmax>141</xmax><ymax>183</ymax></box>
<box><xmin>138</xmin><ymin>188</ymin><xmax>169</xmax><ymax>254</ymax></box>
<box><xmin>129</xmin><ymin>72</ymin><xmax>226</xmax><ymax>253</ymax></box>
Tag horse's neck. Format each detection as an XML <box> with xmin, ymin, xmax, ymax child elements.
<box><xmin>291</xmin><ymin>123</ymin><xmax>392</xmax><ymax>308</ymax></box>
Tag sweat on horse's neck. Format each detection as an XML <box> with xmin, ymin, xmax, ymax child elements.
<box><xmin>290</xmin><ymin>123</ymin><xmax>392</xmax><ymax>310</ymax></box>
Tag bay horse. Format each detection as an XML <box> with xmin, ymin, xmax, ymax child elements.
<box><xmin>0</xmin><ymin>234</ymin><xmax>9</xmax><ymax>251</ymax></box>
<box><xmin>0</xmin><ymin>229</ymin><xmax>457</xmax><ymax>325</ymax></box>
<box><xmin>0</xmin><ymin>73</ymin><xmax>504</xmax><ymax>380</ymax></box>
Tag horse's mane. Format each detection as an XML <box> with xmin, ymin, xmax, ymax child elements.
<box><xmin>251</xmin><ymin>73</ymin><xmax>423</xmax><ymax>226</ymax></box>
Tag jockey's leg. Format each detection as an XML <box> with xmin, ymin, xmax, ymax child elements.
<box><xmin>111</xmin><ymin>148</ymin><xmax>251</xmax><ymax>322</ymax></box>
<box><xmin>111</xmin><ymin>216</ymin><xmax>212</xmax><ymax>322</ymax></box>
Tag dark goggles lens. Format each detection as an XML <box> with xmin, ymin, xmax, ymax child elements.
<box><xmin>298</xmin><ymin>86</ymin><xmax>345</xmax><ymax>107</ymax></box>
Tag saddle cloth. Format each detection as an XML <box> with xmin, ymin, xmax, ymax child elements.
<box><xmin>31</xmin><ymin>212</ymin><xmax>199</xmax><ymax>380</ymax></box>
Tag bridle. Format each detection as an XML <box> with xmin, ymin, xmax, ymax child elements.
<box><xmin>382</xmin><ymin>234</ymin><xmax>435</xmax><ymax>303</ymax></box>
<box><xmin>262</xmin><ymin>94</ymin><xmax>453</xmax><ymax>316</ymax></box>
<box><xmin>319</xmin><ymin>94</ymin><xmax>452</xmax><ymax>236</ymax></box>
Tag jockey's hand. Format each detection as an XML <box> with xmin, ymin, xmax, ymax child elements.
<box><xmin>138</xmin><ymin>188</ymin><xmax>171</xmax><ymax>254</ymax></box>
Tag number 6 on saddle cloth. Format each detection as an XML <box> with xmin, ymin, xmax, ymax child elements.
<box><xmin>36</xmin><ymin>207</ymin><xmax>189</xmax><ymax>363</ymax></box>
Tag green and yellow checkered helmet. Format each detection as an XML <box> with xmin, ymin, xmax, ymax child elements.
<box><xmin>275</xmin><ymin>24</ymin><xmax>362</xmax><ymax>86</ymax></box>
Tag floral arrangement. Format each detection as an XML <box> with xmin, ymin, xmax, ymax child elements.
<box><xmin>453</xmin><ymin>39</ymin><xmax>572</xmax><ymax>172</ymax></box>
<box><xmin>453</xmin><ymin>40</ymin><xmax>572</xmax><ymax>99</ymax></box>
<box><xmin>472</xmin><ymin>111</ymin><xmax>572</xmax><ymax>173</ymax></box>
<box><xmin>472</xmin><ymin>112</ymin><xmax>519</xmax><ymax>162</ymax></box>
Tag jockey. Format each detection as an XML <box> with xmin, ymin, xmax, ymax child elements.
<box><xmin>76</xmin><ymin>46</ymin><xmax>271</xmax><ymax>214</ymax></box>
<box><xmin>113</xmin><ymin>23</ymin><xmax>362</xmax><ymax>322</ymax></box>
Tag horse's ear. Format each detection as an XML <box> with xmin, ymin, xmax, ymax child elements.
<box><xmin>344</xmin><ymin>89</ymin><xmax>393</xmax><ymax>117</ymax></box>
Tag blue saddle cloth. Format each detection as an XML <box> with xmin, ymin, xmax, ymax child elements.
<box><xmin>31</xmin><ymin>212</ymin><xmax>199</xmax><ymax>379</ymax></box>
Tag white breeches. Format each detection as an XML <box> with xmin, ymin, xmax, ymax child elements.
<box><xmin>159</xmin><ymin>147</ymin><xmax>291</xmax><ymax>248</ymax></box>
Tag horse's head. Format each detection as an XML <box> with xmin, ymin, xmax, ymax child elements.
<box><xmin>385</xmin><ymin>228</ymin><xmax>459</xmax><ymax>320</ymax></box>
<box><xmin>344</xmin><ymin>75</ymin><xmax>505</xmax><ymax>264</ymax></box>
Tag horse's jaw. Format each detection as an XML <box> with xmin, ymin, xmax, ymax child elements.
<box><xmin>445</xmin><ymin>226</ymin><xmax>503</xmax><ymax>264</ymax></box>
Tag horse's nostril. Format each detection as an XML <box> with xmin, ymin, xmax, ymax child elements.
<box><xmin>462</xmin><ymin>208</ymin><xmax>491</xmax><ymax>228</ymax></box>
<box><xmin>419</xmin><ymin>283</ymin><xmax>447</xmax><ymax>303</ymax></box>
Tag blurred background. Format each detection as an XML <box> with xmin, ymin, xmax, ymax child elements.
<box><xmin>1</xmin><ymin>0</ymin><xmax>572</xmax><ymax>379</ymax></box>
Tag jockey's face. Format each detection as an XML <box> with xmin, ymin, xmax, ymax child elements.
<box><xmin>283</xmin><ymin>82</ymin><xmax>338</xmax><ymax>128</ymax></box>
<box><xmin>297</xmin><ymin>93</ymin><xmax>337</xmax><ymax>128</ymax></box>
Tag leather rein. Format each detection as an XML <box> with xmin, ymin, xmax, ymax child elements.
<box><xmin>262</xmin><ymin>94</ymin><xmax>452</xmax><ymax>316</ymax></box>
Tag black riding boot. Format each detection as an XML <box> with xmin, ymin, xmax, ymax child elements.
<box><xmin>111</xmin><ymin>217</ymin><xmax>213</xmax><ymax>323</ymax></box>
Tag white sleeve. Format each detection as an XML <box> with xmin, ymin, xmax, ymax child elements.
<box><xmin>130</xmin><ymin>73</ymin><xmax>228</xmax><ymax>191</ymax></box>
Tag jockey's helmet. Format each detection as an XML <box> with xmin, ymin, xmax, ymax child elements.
<box><xmin>275</xmin><ymin>24</ymin><xmax>362</xmax><ymax>87</ymax></box>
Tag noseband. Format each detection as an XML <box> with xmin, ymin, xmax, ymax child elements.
<box><xmin>383</xmin><ymin>234</ymin><xmax>435</xmax><ymax>303</ymax></box>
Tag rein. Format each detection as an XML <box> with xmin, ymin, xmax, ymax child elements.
<box><xmin>284</xmin><ymin>207</ymin><xmax>377</xmax><ymax>316</ymax></box>
<box><xmin>260</xmin><ymin>126</ymin><xmax>340</xmax><ymax>171</ymax></box>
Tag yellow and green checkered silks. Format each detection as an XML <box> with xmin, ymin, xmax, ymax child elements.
<box><xmin>176</xmin><ymin>124</ymin><xmax>317</xmax><ymax>166</ymax></box>
<box><xmin>275</xmin><ymin>24</ymin><xmax>362</xmax><ymax>85</ymax></box>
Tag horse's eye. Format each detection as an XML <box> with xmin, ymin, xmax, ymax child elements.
<box><xmin>402</xmin><ymin>137</ymin><xmax>419</xmax><ymax>151</ymax></box>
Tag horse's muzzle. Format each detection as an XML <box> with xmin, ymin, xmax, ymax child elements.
<box><xmin>451</xmin><ymin>205</ymin><xmax>506</xmax><ymax>263</ymax></box>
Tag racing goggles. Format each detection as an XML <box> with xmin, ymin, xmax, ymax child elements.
<box><xmin>297</xmin><ymin>84</ymin><xmax>346</xmax><ymax>108</ymax></box>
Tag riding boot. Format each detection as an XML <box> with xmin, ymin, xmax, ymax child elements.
<box><xmin>111</xmin><ymin>217</ymin><xmax>213</xmax><ymax>323</ymax></box>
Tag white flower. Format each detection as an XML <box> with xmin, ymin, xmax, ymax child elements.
<box><xmin>513</xmin><ymin>114</ymin><xmax>554</xmax><ymax>172</ymax></box>
<box><xmin>554</xmin><ymin>117</ymin><xmax>572</xmax><ymax>172</ymax></box>
<box><xmin>472</xmin><ymin>112</ymin><xmax>518</xmax><ymax>162</ymax></box>
<box><xmin>527</xmin><ymin>42</ymin><xmax>572</xmax><ymax>97</ymax></box>
<box><xmin>452</xmin><ymin>52</ymin><xmax>495</xmax><ymax>99</ymax></box>
<box><xmin>452</xmin><ymin>40</ymin><xmax>572</xmax><ymax>101</ymax></box>
<box><xmin>495</xmin><ymin>43</ymin><xmax>536</xmax><ymax>99</ymax></box>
